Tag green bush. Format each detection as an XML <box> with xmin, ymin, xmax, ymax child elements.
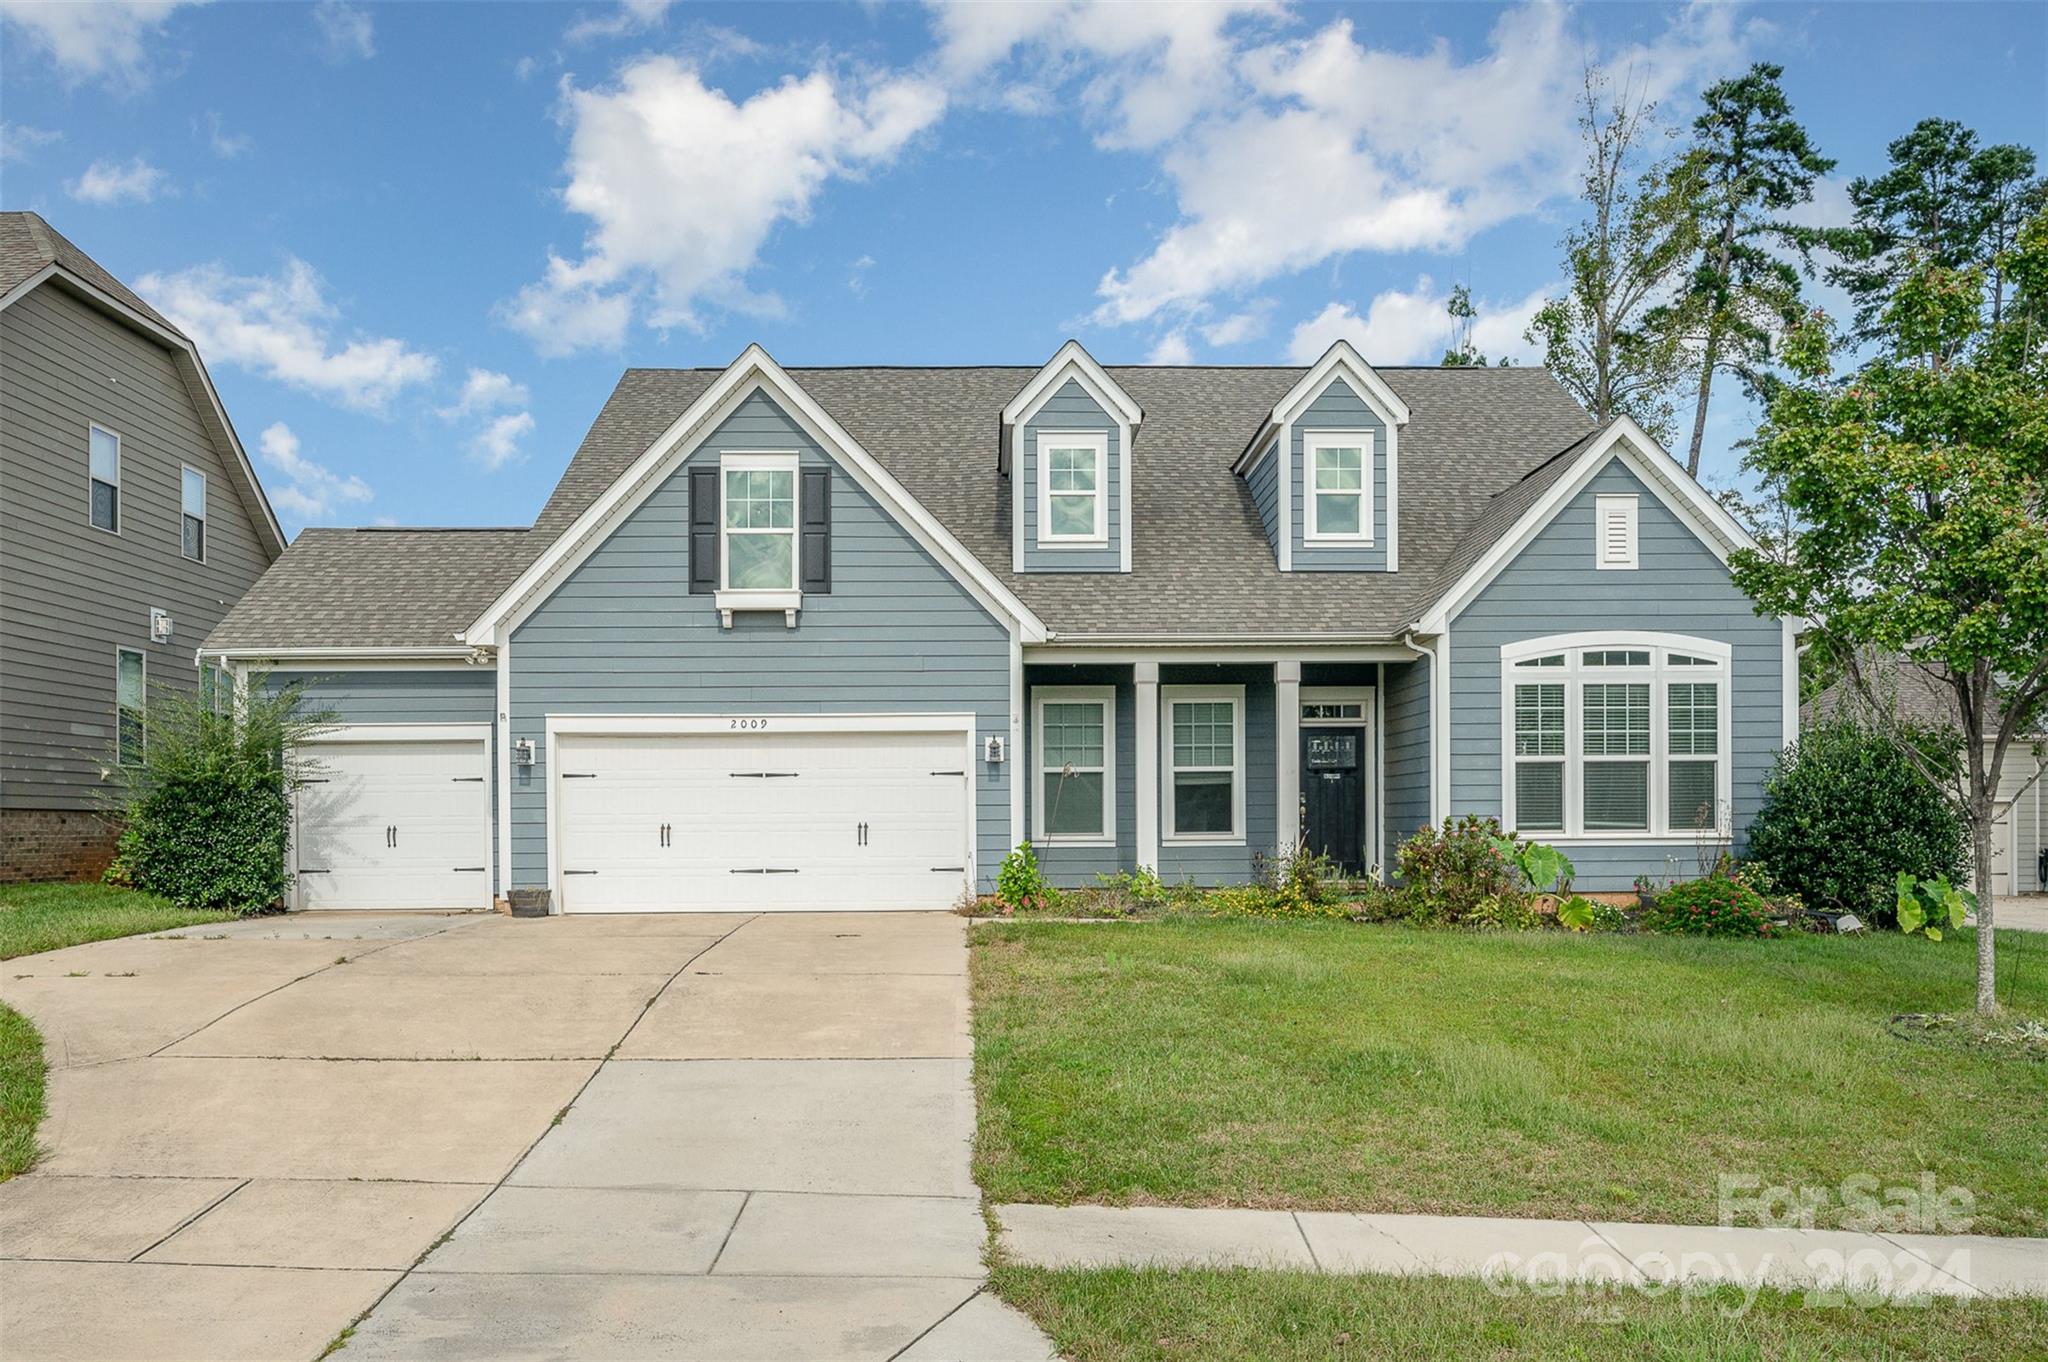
<box><xmin>1393</xmin><ymin>815</ymin><xmax>1527</xmax><ymax>925</ymax></box>
<box><xmin>1249</xmin><ymin>840</ymin><xmax>1347</xmax><ymax>917</ymax></box>
<box><xmin>1642</xmin><ymin>874</ymin><xmax>1779</xmax><ymax>938</ymax></box>
<box><xmin>104</xmin><ymin>676</ymin><xmax>331</xmax><ymax>914</ymax></box>
<box><xmin>1746</xmin><ymin>719</ymin><xmax>1966</xmax><ymax>925</ymax></box>
<box><xmin>996</xmin><ymin>841</ymin><xmax>1059</xmax><ymax>913</ymax></box>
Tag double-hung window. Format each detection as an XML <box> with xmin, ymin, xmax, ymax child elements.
<box><xmin>720</xmin><ymin>454</ymin><xmax>798</xmax><ymax>592</ymax></box>
<box><xmin>1304</xmin><ymin>431</ymin><xmax>1372</xmax><ymax>542</ymax></box>
<box><xmin>181</xmin><ymin>466</ymin><xmax>207</xmax><ymax>562</ymax></box>
<box><xmin>1034</xmin><ymin>686</ymin><xmax>1113</xmax><ymax>843</ymax></box>
<box><xmin>1163</xmin><ymin>686</ymin><xmax>1244</xmax><ymax>842</ymax></box>
<box><xmin>1038</xmin><ymin>431</ymin><xmax>1107</xmax><ymax>544</ymax></box>
<box><xmin>89</xmin><ymin>425</ymin><xmax>120</xmax><ymax>532</ymax></box>
<box><xmin>1502</xmin><ymin>638</ymin><xmax>1730</xmax><ymax>838</ymax></box>
<box><xmin>116</xmin><ymin>648</ymin><xmax>145</xmax><ymax>766</ymax></box>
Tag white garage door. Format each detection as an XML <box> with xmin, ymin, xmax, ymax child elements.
<box><xmin>295</xmin><ymin>733</ymin><xmax>493</xmax><ymax>910</ymax></box>
<box><xmin>554</xmin><ymin>727</ymin><xmax>972</xmax><ymax>912</ymax></box>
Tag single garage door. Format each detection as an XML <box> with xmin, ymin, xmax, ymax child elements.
<box><xmin>295</xmin><ymin>732</ymin><xmax>493</xmax><ymax>909</ymax></box>
<box><xmin>554</xmin><ymin>727</ymin><xmax>971</xmax><ymax>912</ymax></box>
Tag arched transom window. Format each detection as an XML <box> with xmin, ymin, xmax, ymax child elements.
<box><xmin>1500</xmin><ymin>635</ymin><xmax>1732</xmax><ymax>839</ymax></box>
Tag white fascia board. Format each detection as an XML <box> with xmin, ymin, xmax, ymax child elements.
<box><xmin>1272</xmin><ymin>340</ymin><xmax>1411</xmax><ymax>429</ymax></box>
<box><xmin>4</xmin><ymin>266</ymin><xmax>289</xmax><ymax>557</ymax></box>
<box><xmin>1409</xmin><ymin>417</ymin><xmax>1766</xmax><ymax>636</ymax></box>
<box><xmin>465</xmin><ymin>344</ymin><xmax>1048</xmax><ymax>646</ymax></box>
<box><xmin>207</xmin><ymin>646</ymin><xmax>482</xmax><ymax>665</ymax></box>
<box><xmin>1002</xmin><ymin>340</ymin><xmax>1142</xmax><ymax>426</ymax></box>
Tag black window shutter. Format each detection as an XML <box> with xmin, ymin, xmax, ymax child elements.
<box><xmin>801</xmin><ymin>465</ymin><xmax>832</xmax><ymax>593</ymax></box>
<box><xmin>688</xmin><ymin>465</ymin><xmax>719</xmax><ymax>594</ymax></box>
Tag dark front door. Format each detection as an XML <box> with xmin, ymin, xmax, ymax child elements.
<box><xmin>1300</xmin><ymin>727</ymin><xmax>1365</xmax><ymax>874</ymax></box>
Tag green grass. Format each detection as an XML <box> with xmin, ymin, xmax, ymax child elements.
<box><xmin>0</xmin><ymin>881</ymin><xmax>240</xmax><ymax>1180</ymax></box>
<box><xmin>972</xmin><ymin>920</ymin><xmax>2048</xmax><ymax>1234</ymax></box>
<box><xmin>993</xmin><ymin>1265</ymin><xmax>2048</xmax><ymax>1362</ymax></box>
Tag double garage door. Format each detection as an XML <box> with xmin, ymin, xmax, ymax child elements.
<box><xmin>553</xmin><ymin>728</ymin><xmax>972</xmax><ymax>912</ymax></box>
<box><xmin>294</xmin><ymin>732</ymin><xmax>494</xmax><ymax>910</ymax></box>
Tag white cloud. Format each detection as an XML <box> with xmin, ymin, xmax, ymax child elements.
<box><xmin>467</xmin><ymin>411</ymin><xmax>536</xmax><ymax>471</ymax></box>
<box><xmin>1285</xmin><ymin>278</ymin><xmax>1553</xmax><ymax>365</ymax></box>
<box><xmin>439</xmin><ymin>368</ymin><xmax>531</xmax><ymax>419</ymax></box>
<box><xmin>945</xmin><ymin>2</ymin><xmax>1751</xmax><ymax>329</ymax></box>
<box><xmin>257</xmin><ymin>422</ymin><xmax>373</xmax><ymax>522</ymax></box>
<box><xmin>1198</xmin><ymin>306</ymin><xmax>1269</xmax><ymax>348</ymax></box>
<box><xmin>0</xmin><ymin>0</ymin><xmax>196</xmax><ymax>88</ymax></box>
<box><xmin>0</xmin><ymin>122</ymin><xmax>61</xmax><ymax>164</ymax></box>
<box><xmin>847</xmin><ymin>254</ymin><xmax>876</xmax><ymax>298</ymax></box>
<box><xmin>930</xmin><ymin>0</ymin><xmax>1282</xmax><ymax>151</ymax></box>
<box><xmin>202</xmin><ymin>111</ymin><xmax>250</xmax><ymax>158</ymax></box>
<box><xmin>564</xmin><ymin>0</ymin><xmax>670</xmax><ymax>45</ymax></box>
<box><xmin>1147</xmin><ymin>331</ymin><xmax>1195</xmax><ymax>364</ymax></box>
<box><xmin>508</xmin><ymin>57</ymin><xmax>945</xmax><ymax>354</ymax></box>
<box><xmin>67</xmin><ymin>157</ymin><xmax>172</xmax><ymax>204</ymax></box>
<box><xmin>313</xmin><ymin>0</ymin><xmax>374</xmax><ymax>61</ymax></box>
<box><xmin>138</xmin><ymin>258</ymin><xmax>437</xmax><ymax>412</ymax></box>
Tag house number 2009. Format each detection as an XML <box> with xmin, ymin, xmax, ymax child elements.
<box><xmin>729</xmin><ymin>718</ymin><xmax>770</xmax><ymax>730</ymax></box>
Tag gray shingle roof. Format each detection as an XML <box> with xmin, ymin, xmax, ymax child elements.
<box><xmin>206</xmin><ymin>528</ymin><xmax>535</xmax><ymax>651</ymax></box>
<box><xmin>205</xmin><ymin>361</ymin><xmax>1602</xmax><ymax>651</ymax></box>
<box><xmin>0</xmin><ymin>211</ymin><xmax>183</xmax><ymax>336</ymax></box>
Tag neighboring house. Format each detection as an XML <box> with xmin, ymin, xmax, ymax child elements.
<box><xmin>1806</xmin><ymin>654</ymin><xmax>2048</xmax><ymax>897</ymax></box>
<box><xmin>202</xmin><ymin>341</ymin><xmax>1793</xmax><ymax>913</ymax></box>
<box><xmin>0</xmin><ymin>212</ymin><xmax>286</xmax><ymax>881</ymax></box>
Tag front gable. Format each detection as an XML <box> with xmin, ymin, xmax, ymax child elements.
<box><xmin>467</xmin><ymin>346</ymin><xmax>1045</xmax><ymax>647</ymax></box>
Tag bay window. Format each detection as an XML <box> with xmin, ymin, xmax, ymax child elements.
<box><xmin>1034</xmin><ymin>686</ymin><xmax>1113</xmax><ymax>843</ymax></box>
<box><xmin>1502</xmin><ymin>637</ymin><xmax>1730</xmax><ymax>838</ymax></box>
<box><xmin>1163</xmin><ymin>685</ymin><xmax>1244</xmax><ymax>842</ymax></box>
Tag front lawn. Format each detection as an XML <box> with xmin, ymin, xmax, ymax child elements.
<box><xmin>993</xmin><ymin>1265</ymin><xmax>2048</xmax><ymax>1362</ymax></box>
<box><xmin>972</xmin><ymin>920</ymin><xmax>2048</xmax><ymax>1234</ymax></box>
<box><xmin>0</xmin><ymin>881</ymin><xmax>238</xmax><ymax>1179</ymax></box>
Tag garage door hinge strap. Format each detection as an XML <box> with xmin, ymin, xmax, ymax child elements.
<box><xmin>731</xmin><ymin>772</ymin><xmax>799</xmax><ymax>779</ymax></box>
<box><xmin>930</xmin><ymin>770</ymin><xmax>965</xmax><ymax>776</ymax></box>
<box><xmin>562</xmin><ymin>773</ymin><xmax>597</xmax><ymax>779</ymax></box>
<box><xmin>451</xmin><ymin>776</ymin><xmax>485</xmax><ymax>783</ymax></box>
<box><xmin>563</xmin><ymin>869</ymin><xmax>598</xmax><ymax>875</ymax></box>
<box><xmin>453</xmin><ymin>866</ymin><xmax>486</xmax><ymax>872</ymax></box>
<box><xmin>931</xmin><ymin>866</ymin><xmax>966</xmax><ymax>873</ymax></box>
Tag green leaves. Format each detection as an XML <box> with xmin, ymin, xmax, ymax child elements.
<box><xmin>1895</xmin><ymin>871</ymin><xmax>1975</xmax><ymax>942</ymax></box>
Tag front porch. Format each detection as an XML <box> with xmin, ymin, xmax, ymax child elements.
<box><xmin>1020</xmin><ymin>654</ymin><xmax>1431</xmax><ymax>887</ymax></box>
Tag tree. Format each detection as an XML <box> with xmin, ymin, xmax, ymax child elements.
<box><xmin>1526</xmin><ymin>68</ymin><xmax>1700</xmax><ymax>442</ymax></box>
<box><xmin>1732</xmin><ymin>208</ymin><xmax>2048</xmax><ymax>1014</ymax></box>
<box><xmin>1801</xmin><ymin>118</ymin><xmax>2044</xmax><ymax>343</ymax></box>
<box><xmin>1439</xmin><ymin>284</ymin><xmax>1510</xmax><ymax>366</ymax></box>
<box><xmin>1657</xmin><ymin>64</ymin><xmax>1833</xmax><ymax>477</ymax></box>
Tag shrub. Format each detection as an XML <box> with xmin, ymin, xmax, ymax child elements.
<box><xmin>1642</xmin><ymin>874</ymin><xmax>1778</xmax><ymax>938</ymax></box>
<box><xmin>1745</xmin><ymin>719</ymin><xmax>1966</xmax><ymax>925</ymax></box>
<box><xmin>1895</xmin><ymin>872</ymin><xmax>1974</xmax><ymax>942</ymax></box>
<box><xmin>1249</xmin><ymin>840</ymin><xmax>1348</xmax><ymax>917</ymax></box>
<box><xmin>1464</xmin><ymin>893</ymin><xmax>1541</xmax><ymax>931</ymax></box>
<box><xmin>104</xmin><ymin>675</ymin><xmax>331</xmax><ymax>913</ymax></box>
<box><xmin>996</xmin><ymin>841</ymin><xmax>1060</xmax><ymax>913</ymax></box>
<box><xmin>1393</xmin><ymin>815</ymin><xmax>1527</xmax><ymax>925</ymax></box>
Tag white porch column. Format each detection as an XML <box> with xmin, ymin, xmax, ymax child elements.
<box><xmin>1135</xmin><ymin>662</ymin><xmax>1160</xmax><ymax>870</ymax></box>
<box><xmin>1275</xmin><ymin>659</ymin><xmax>1302</xmax><ymax>854</ymax></box>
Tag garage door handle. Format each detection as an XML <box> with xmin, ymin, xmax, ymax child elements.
<box><xmin>730</xmin><ymin>868</ymin><xmax>800</xmax><ymax>874</ymax></box>
<box><xmin>731</xmin><ymin>772</ymin><xmax>799</xmax><ymax>779</ymax></box>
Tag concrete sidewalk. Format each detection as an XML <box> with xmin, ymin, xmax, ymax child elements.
<box><xmin>996</xmin><ymin>1203</ymin><xmax>2048</xmax><ymax>1300</ymax></box>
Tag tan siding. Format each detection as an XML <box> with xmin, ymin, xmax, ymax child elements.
<box><xmin>0</xmin><ymin>284</ymin><xmax>273</xmax><ymax>810</ymax></box>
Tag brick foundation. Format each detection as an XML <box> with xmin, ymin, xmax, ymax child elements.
<box><xmin>0</xmin><ymin>809</ymin><xmax>122</xmax><ymax>884</ymax></box>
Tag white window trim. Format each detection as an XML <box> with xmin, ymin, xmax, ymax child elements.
<box><xmin>1499</xmin><ymin>634</ymin><xmax>1732</xmax><ymax>843</ymax></box>
<box><xmin>1303</xmin><ymin>429</ymin><xmax>1374</xmax><ymax>545</ymax></box>
<box><xmin>1036</xmin><ymin>429</ymin><xmax>1110</xmax><ymax>547</ymax></box>
<box><xmin>1595</xmin><ymin>493</ymin><xmax>1638</xmax><ymax>569</ymax></box>
<box><xmin>115</xmin><ymin>645</ymin><xmax>146</xmax><ymax>767</ymax></box>
<box><xmin>181</xmin><ymin>464</ymin><xmax>207</xmax><ymax>563</ymax></box>
<box><xmin>88</xmin><ymin>422</ymin><xmax>120</xmax><ymax>536</ymax></box>
<box><xmin>716</xmin><ymin>451</ymin><xmax>801</xmax><ymax>616</ymax></box>
<box><xmin>1162</xmin><ymin>683</ymin><xmax>1247</xmax><ymax>845</ymax></box>
<box><xmin>1033</xmin><ymin>685</ymin><xmax>1115</xmax><ymax>846</ymax></box>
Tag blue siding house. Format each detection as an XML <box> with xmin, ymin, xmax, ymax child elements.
<box><xmin>205</xmin><ymin>339</ymin><xmax>1794</xmax><ymax>912</ymax></box>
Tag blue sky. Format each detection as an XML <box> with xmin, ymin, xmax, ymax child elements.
<box><xmin>2</xmin><ymin>1</ymin><xmax>2041</xmax><ymax>534</ymax></box>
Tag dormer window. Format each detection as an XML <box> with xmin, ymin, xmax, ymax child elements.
<box><xmin>1305</xmin><ymin>431</ymin><xmax>1372</xmax><ymax>543</ymax></box>
<box><xmin>1039</xmin><ymin>431</ymin><xmax>1107</xmax><ymax>544</ymax></box>
<box><xmin>722</xmin><ymin>454</ymin><xmax>799</xmax><ymax>590</ymax></box>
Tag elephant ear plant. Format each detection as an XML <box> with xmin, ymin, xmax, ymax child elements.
<box><xmin>103</xmin><ymin>674</ymin><xmax>334</xmax><ymax>913</ymax></box>
<box><xmin>1894</xmin><ymin>872</ymin><xmax>1975</xmax><ymax>942</ymax></box>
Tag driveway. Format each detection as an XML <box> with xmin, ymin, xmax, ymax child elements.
<box><xmin>0</xmin><ymin>910</ymin><xmax>1053</xmax><ymax>1362</ymax></box>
